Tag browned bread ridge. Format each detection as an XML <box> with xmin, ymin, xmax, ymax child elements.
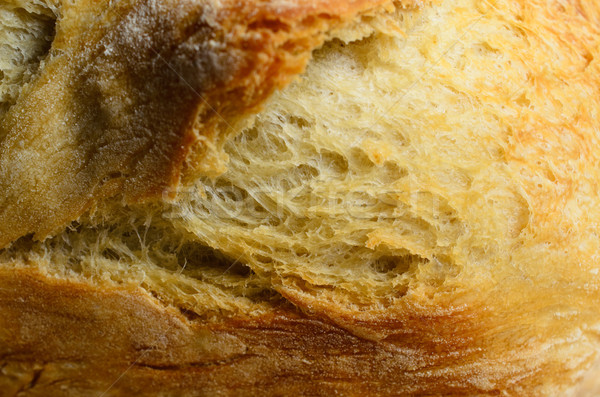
<box><xmin>2</xmin><ymin>0</ymin><xmax>600</xmax><ymax>396</ymax></box>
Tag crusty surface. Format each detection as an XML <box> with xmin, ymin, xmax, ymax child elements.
<box><xmin>2</xmin><ymin>0</ymin><xmax>600</xmax><ymax>396</ymax></box>
<box><xmin>0</xmin><ymin>267</ymin><xmax>476</xmax><ymax>397</ymax></box>
<box><xmin>0</xmin><ymin>267</ymin><xmax>590</xmax><ymax>397</ymax></box>
<box><xmin>1</xmin><ymin>267</ymin><xmax>600</xmax><ymax>397</ymax></box>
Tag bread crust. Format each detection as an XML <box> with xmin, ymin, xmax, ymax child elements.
<box><xmin>0</xmin><ymin>0</ymin><xmax>392</xmax><ymax>248</ymax></box>
<box><xmin>0</xmin><ymin>266</ymin><xmax>596</xmax><ymax>397</ymax></box>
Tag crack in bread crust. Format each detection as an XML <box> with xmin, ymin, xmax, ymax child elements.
<box><xmin>0</xmin><ymin>0</ymin><xmax>393</xmax><ymax>248</ymax></box>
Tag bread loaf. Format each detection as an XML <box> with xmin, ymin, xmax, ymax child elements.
<box><xmin>1</xmin><ymin>0</ymin><xmax>600</xmax><ymax>395</ymax></box>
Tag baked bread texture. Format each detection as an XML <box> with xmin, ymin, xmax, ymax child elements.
<box><xmin>2</xmin><ymin>0</ymin><xmax>600</xmax><ymax>395</ymax></box>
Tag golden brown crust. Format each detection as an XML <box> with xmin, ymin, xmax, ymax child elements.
<box><xmin>0</xmin><ymin>0</ymin><xmax>392</xmax><ymax>249</ymax></box>
<box><xmin>0</xmin><ymin>266</ymin><xmax>594</xmax><ymax>397</ymax></box>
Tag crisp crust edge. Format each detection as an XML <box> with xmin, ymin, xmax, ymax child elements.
<box><xmin>0</xmin><ymin>266</ymin><xmax>593</xmax><ymax>396</ymax></box>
